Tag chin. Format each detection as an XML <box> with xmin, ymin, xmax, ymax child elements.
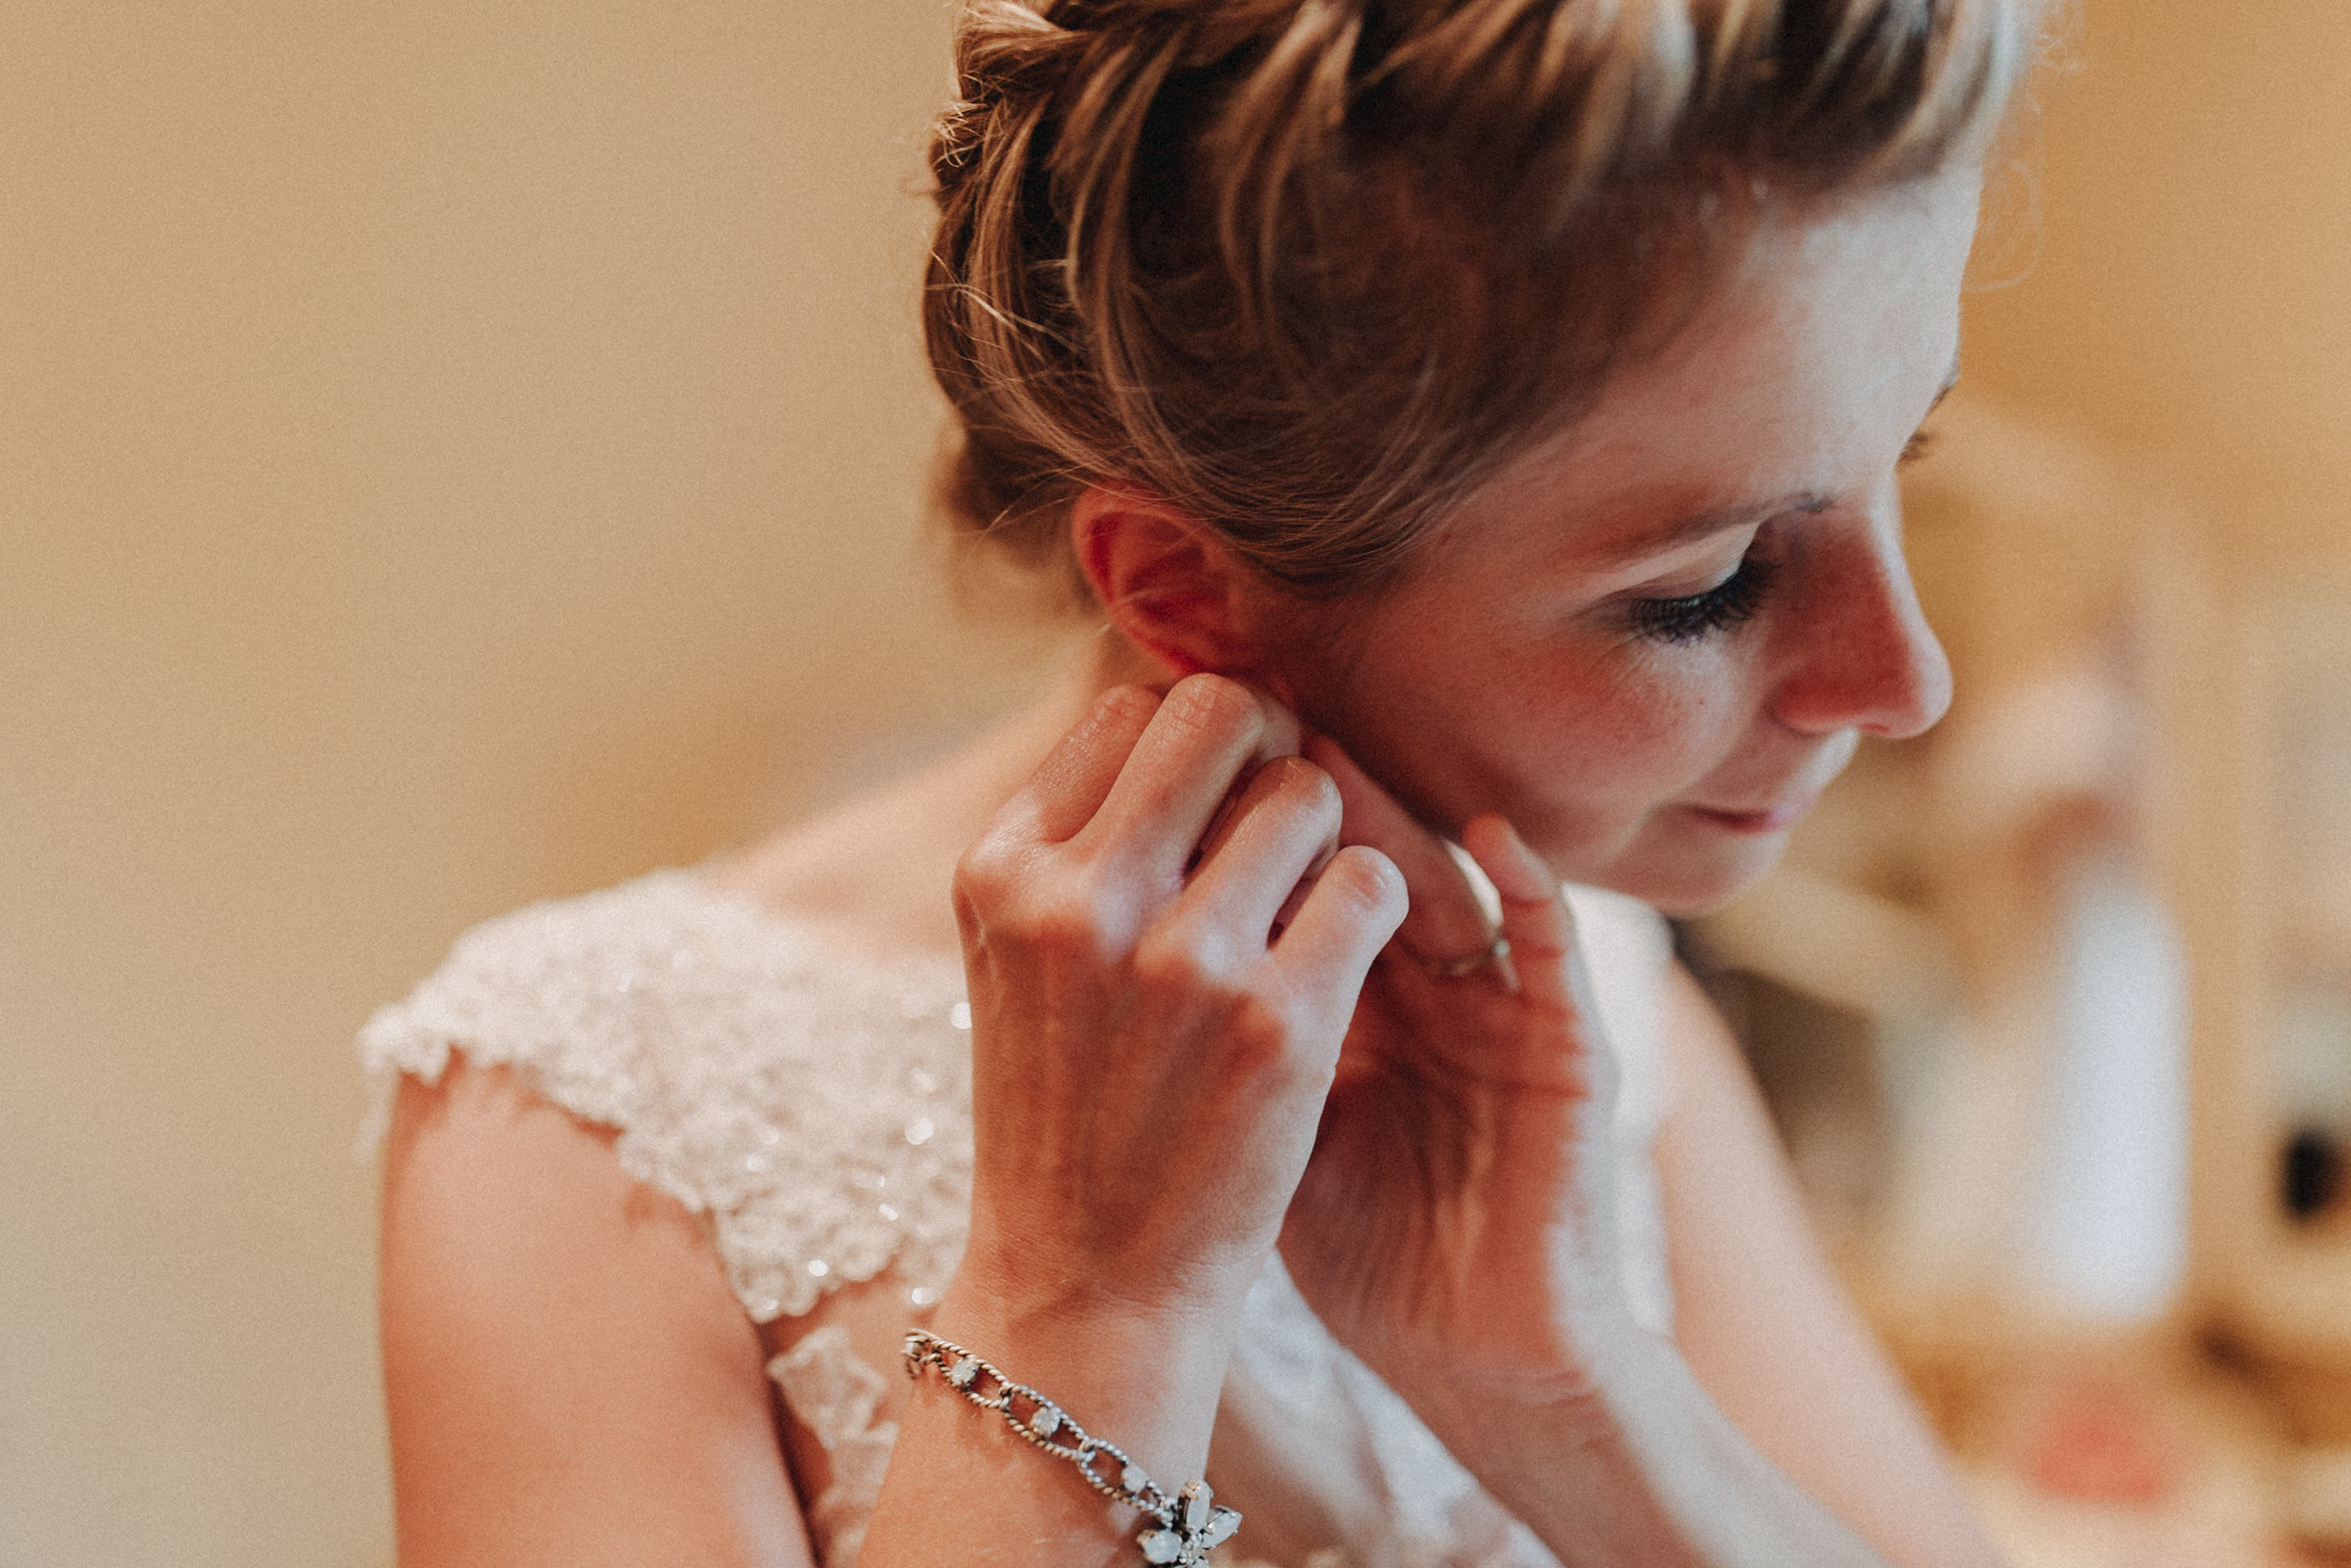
<box><xmin>1548</xmin><ymin>826</ymin><xmax>1791</xmax><ymax>919</ymax></box>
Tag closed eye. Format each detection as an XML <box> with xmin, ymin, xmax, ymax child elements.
<box><xmin>1900</xmin><ymin>366</ymin><xmax>1957</xmax><ymax>468</ymax></box>
<box><xmin>1626</xmin><ymin>555</ymin><xmax>1780</xmax><ymax>644</ymax></box>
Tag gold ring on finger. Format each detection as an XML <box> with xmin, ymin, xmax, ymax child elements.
<box><xmin>1420</xmin><ymin>935</ymin><xmax>1511</xmax><ymax>980</ymax></box>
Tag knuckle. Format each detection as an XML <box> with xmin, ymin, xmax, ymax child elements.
<box><xmin>964</xmin><ymin>858</ymin><xmax>1127</xmax><ymax>960</ymax></box>
<box><xmin>1265</xmin><ymin>754</ymin><xmax>1340</xmax><ymax>820</ymax></box>
<box><xmin>1162</xmin><ymin>673</ymin><xmax>1263</xmax><ymax>747</ymax></box>
<box><xmin>1021</xmin><ymin>891</ymin><xmax>1118</xmax><ymax>961</ymax></box>
<box><xmin>1225</xmin><ymin>992</ymin><xmax>1321</xmax><ymax>1087</ymax></box>
<box><xmin>952</xmin><ymin>836</ymin><xmax>1014</xmax><ymax>909</ymax></box>
<box><xmin>1226</xmin><ymin>991</ymin><xmax>1293</xmax><ymax>1057</ymax></box>
<box><xmin>1094</xmin><ymin>682</ymin><xmax>1163</xmax><ymax>730</ymax></box>
<box><xmin>1131</xmin><ymin>923</ymin><xmax>1241</xmax><ymax>1001</ymax></box>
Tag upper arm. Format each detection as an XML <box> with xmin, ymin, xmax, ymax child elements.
<box><xmin>1653</xmin><ymin>962</ymin><xmax>2003</xmax><ymax>1568</ymax></box>
<box><xmin>379</xmin><ymin>1057</ymin><xmax>815</xmax><ymax>1568</ymax></box>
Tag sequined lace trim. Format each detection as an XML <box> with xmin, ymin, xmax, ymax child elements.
<box><xmin>768</xmin><ymin>1327</ymin><xmax>898</xmax><ymax>1568</ymax></box>
<box><xmin>356</xmin><ymin>869</ymin><xmax>974</xmax><ymax>1322</ymax></box>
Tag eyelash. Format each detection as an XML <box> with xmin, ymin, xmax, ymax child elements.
<box><xmin>1627</xmin><ymin>555</ymin><xmax>1780</xmax><ymax>645</ymax></box>
<box><xmin>1622</xmin><ymin>426</ymin><xmax>1926</xmax><ymax>646</ymax></box>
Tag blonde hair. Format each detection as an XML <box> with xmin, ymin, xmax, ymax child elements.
<box><xmin>925</xmin><ymin>0</ymin><xmax>2041</xmax><ymax>605</ymax></box>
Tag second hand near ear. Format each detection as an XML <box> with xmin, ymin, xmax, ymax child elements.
<box><xmin>1279</xmin><ymin>733</ymin><xmax>1634</xmax><ymax>1427</ymax></box>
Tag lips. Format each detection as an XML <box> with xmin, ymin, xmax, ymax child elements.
<box><xmin>1685</xmin><ymin>795</ymin><xmax>1817</xmax><ymax>834</ymax></box>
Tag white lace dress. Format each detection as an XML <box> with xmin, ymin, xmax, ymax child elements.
<box><xmin>358</xmin><ymin>869</ymin><xmax>1676</xmax><ymax>1568</ymax></box>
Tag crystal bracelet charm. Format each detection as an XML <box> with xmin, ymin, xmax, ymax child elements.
<box><xmin>904</xmin><ymin>1330</ymin><xmax>1243</xmax><ymax>1564</ymax></box>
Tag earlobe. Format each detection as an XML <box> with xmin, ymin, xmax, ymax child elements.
<box><xmin>1071</xmin><ymin>486</ymin><xmax>1272</xmax><ymax>684</ymax></box>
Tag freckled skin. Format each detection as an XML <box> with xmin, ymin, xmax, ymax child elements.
<box><xmin>1254</xmin><ymin>178</ymin><xmax>1975</xmax><ymax>916</ymax></box>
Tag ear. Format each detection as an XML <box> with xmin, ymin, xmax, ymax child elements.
<box><xmin>1072</xmin><ymin>485</ymin><xmax>1278</xmax><ymax>686</ymax></box>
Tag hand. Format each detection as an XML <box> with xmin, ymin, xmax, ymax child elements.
<box><xmin>1278</xmin><ymin>737</ymin><xmax>1628</xmax><ymax>1407</ymax></box>
<box><xmin>869</xmin><ymin>679</ymin><xmax>1402</xmax><ymax>1567</ymax></box>
<box><xmin>946</xmin><ymin>676</ymin><xmax>1408</xmax><ymax>1338</ymax></box>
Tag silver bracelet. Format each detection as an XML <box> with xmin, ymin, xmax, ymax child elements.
<box><xmin>902</xmin><ymin>1329</ymin><xmax>1242</xmax><ymax>1565</ymax></box>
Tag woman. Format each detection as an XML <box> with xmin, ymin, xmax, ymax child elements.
<box><xmin>364</xmin><ymin>2</ymin><xmax>2039</xmax><ymax>1564</ymax></box>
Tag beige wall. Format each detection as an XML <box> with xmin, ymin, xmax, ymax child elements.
<box><xmin>1956</xmin><ymin>1</ymin><xmax>2351</xmax><ymax>1337</ymax></box>
<box><xmin>1964</xmin><ymin>0</ymin><xmax>2351</xmax><ymax>564</ymax></box>
<box><xmin>4</xmin><ymin>2</ymin><xmax>2346</xmax><ymax>1563</ymax></box>
<box><xmin>0</xmin><ymin>5</ymin><xmax>1046</xmax><ymax>1564</ymax></box>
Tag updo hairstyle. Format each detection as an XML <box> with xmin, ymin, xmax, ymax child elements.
<box><xmin>924</xmin><ymin>0</ymin><xmax>2041</xmax><ymax>608</ymax></box>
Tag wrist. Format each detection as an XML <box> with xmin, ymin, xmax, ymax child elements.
<box><xmin>864</xmin><ymin>1274</ymin><xmax>1250</xmax><ymax>1568</ymax></box>
<box><xmin>1377</xmin><ymin>1291</ymin><xmax>1645</xmax><ymax>1453</ymax></box>
<box><xmin>927</xmin><ymin>1266</ymin><xmax>1244</xmax><ymax>1489</ymax></box>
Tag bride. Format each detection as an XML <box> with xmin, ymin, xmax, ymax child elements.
<box><xmin>363</xmin><ymin>2</ymin><xmax>2041</xmax><ymax>1564</ymax></box>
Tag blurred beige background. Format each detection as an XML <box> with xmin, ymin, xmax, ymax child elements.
<box><xmin>2</xmin><ymin>2</ymin><xmax>2346</xmax><ymax>1565</ymax></box>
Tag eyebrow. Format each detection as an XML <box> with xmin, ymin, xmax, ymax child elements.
<box><xmin>1591</xmin><ymin>358</ymin><xmax>1961</xmax><ymax>571</ymax></box>
<box><xmin>1591</xmin><ymin>492</ymin><xmax>1832</xmax><ymax>569</ymax></box>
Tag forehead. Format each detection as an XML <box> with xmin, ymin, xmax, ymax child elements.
<box><xmin>1434</xmin><ymin>172</ymin><xmax>1981</xmax><ymax>572</ymax></box>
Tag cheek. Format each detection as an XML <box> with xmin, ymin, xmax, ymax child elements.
<box><xmin>1270</xmin><ymin>601</ymin><xmax>1758</xmax><ymax>834</ymax></box>
<box><xmin>1509</xmin><ymin>651</ymin><xmax>1776</xmax><ymax>902</ymax></box>
<box><xmin>1511</xmin><ymin>644</ymin><xmax>1750</xmax><ymax>800</ymax></box>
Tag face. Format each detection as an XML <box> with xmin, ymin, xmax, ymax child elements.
<box><xmin>1258</xmin><ymin>174</ymin><xmax>1979</xmax><ymax>915</ymax></box>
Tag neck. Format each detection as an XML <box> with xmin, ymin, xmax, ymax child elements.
<box><xmin>709</xmin><ymin>627</ymin><xmax>1180</xmax><ymax>964</ymax></box>
<box><xmin>944</xmin><ymin>626</ymin><xmax>1179</xmax><ymax>831</ymax></box>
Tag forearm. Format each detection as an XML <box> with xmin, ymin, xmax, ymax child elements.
<box><xmin>1407</xmin><ymin>1307</ymin><xmax>1892</xmax><ymax>1568</ymax></box>
<box><xmin>856</xmin><ymin>1278</ymin><xmax>1239</xmax><ymax>1567</ymax></box>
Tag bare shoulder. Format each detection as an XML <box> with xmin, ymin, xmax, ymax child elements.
<box><xmin>380</xmin><ymin>1058</ymin><xmax>742</xmax><ymax>1348</ymax></box>
<box><xmin>379</xmin><ymin>1058</ymin><xmax>813</xmax><ymax>1567</ymax></box>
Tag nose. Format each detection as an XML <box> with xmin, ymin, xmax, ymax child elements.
<box><xmin>1767</xmin><ymin>522</ymin><xmax>1953</xmax><ymax>742</ymax></box>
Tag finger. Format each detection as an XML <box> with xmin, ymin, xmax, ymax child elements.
<box><xmin>1178</xmin><ymin>755</ymin><xmax>1341</xmax><ymax>944</ymax></box>
<box><xmin>1459</xmin><ymin>813</ymin><xmax>1580</xmax><ymax>1014</ymax></box>
<box><xmin>1183</xmin><ymin>687</ymin><xmax>1308</xmax><ymax>876</ymax></box>
<box><xmin>1268</xmin><ymin>862</ymin><xmax>1323</xmax><ymax>937</ymax></box>
<box><xmin>1304</xmin><ymin>735</ymin><xmax>1493</xmax><ymax>970</ymax></box>
<box><xmin>1185</xmin><ymin>684</ymin><xmax>1310</xmax><ymax>874</ymax></box>
<box><xmin>1080</xmin><ymin>674</ymin><xmax>1297</xmax><ymax>888</ymax></box>
<box><xmin>1018</xmin><ymin>684</ymin><xmax>1164</xmax><ymax>843</ymax></box>
<box><xmin>1271</xmin><ymin>844</ymin><xmax>1406</xmax><ymax>1026</ymax></box>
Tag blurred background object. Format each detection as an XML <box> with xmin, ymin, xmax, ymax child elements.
<box><xmin>1684</xmin><ymin>0</ymin><xmax>2351</xmax><ymax>1548</ymax></box>
<box><xmin>4</xmin><ymin>2</ymin><xmax>2350</xmax><ymax>1565</ymax></box>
